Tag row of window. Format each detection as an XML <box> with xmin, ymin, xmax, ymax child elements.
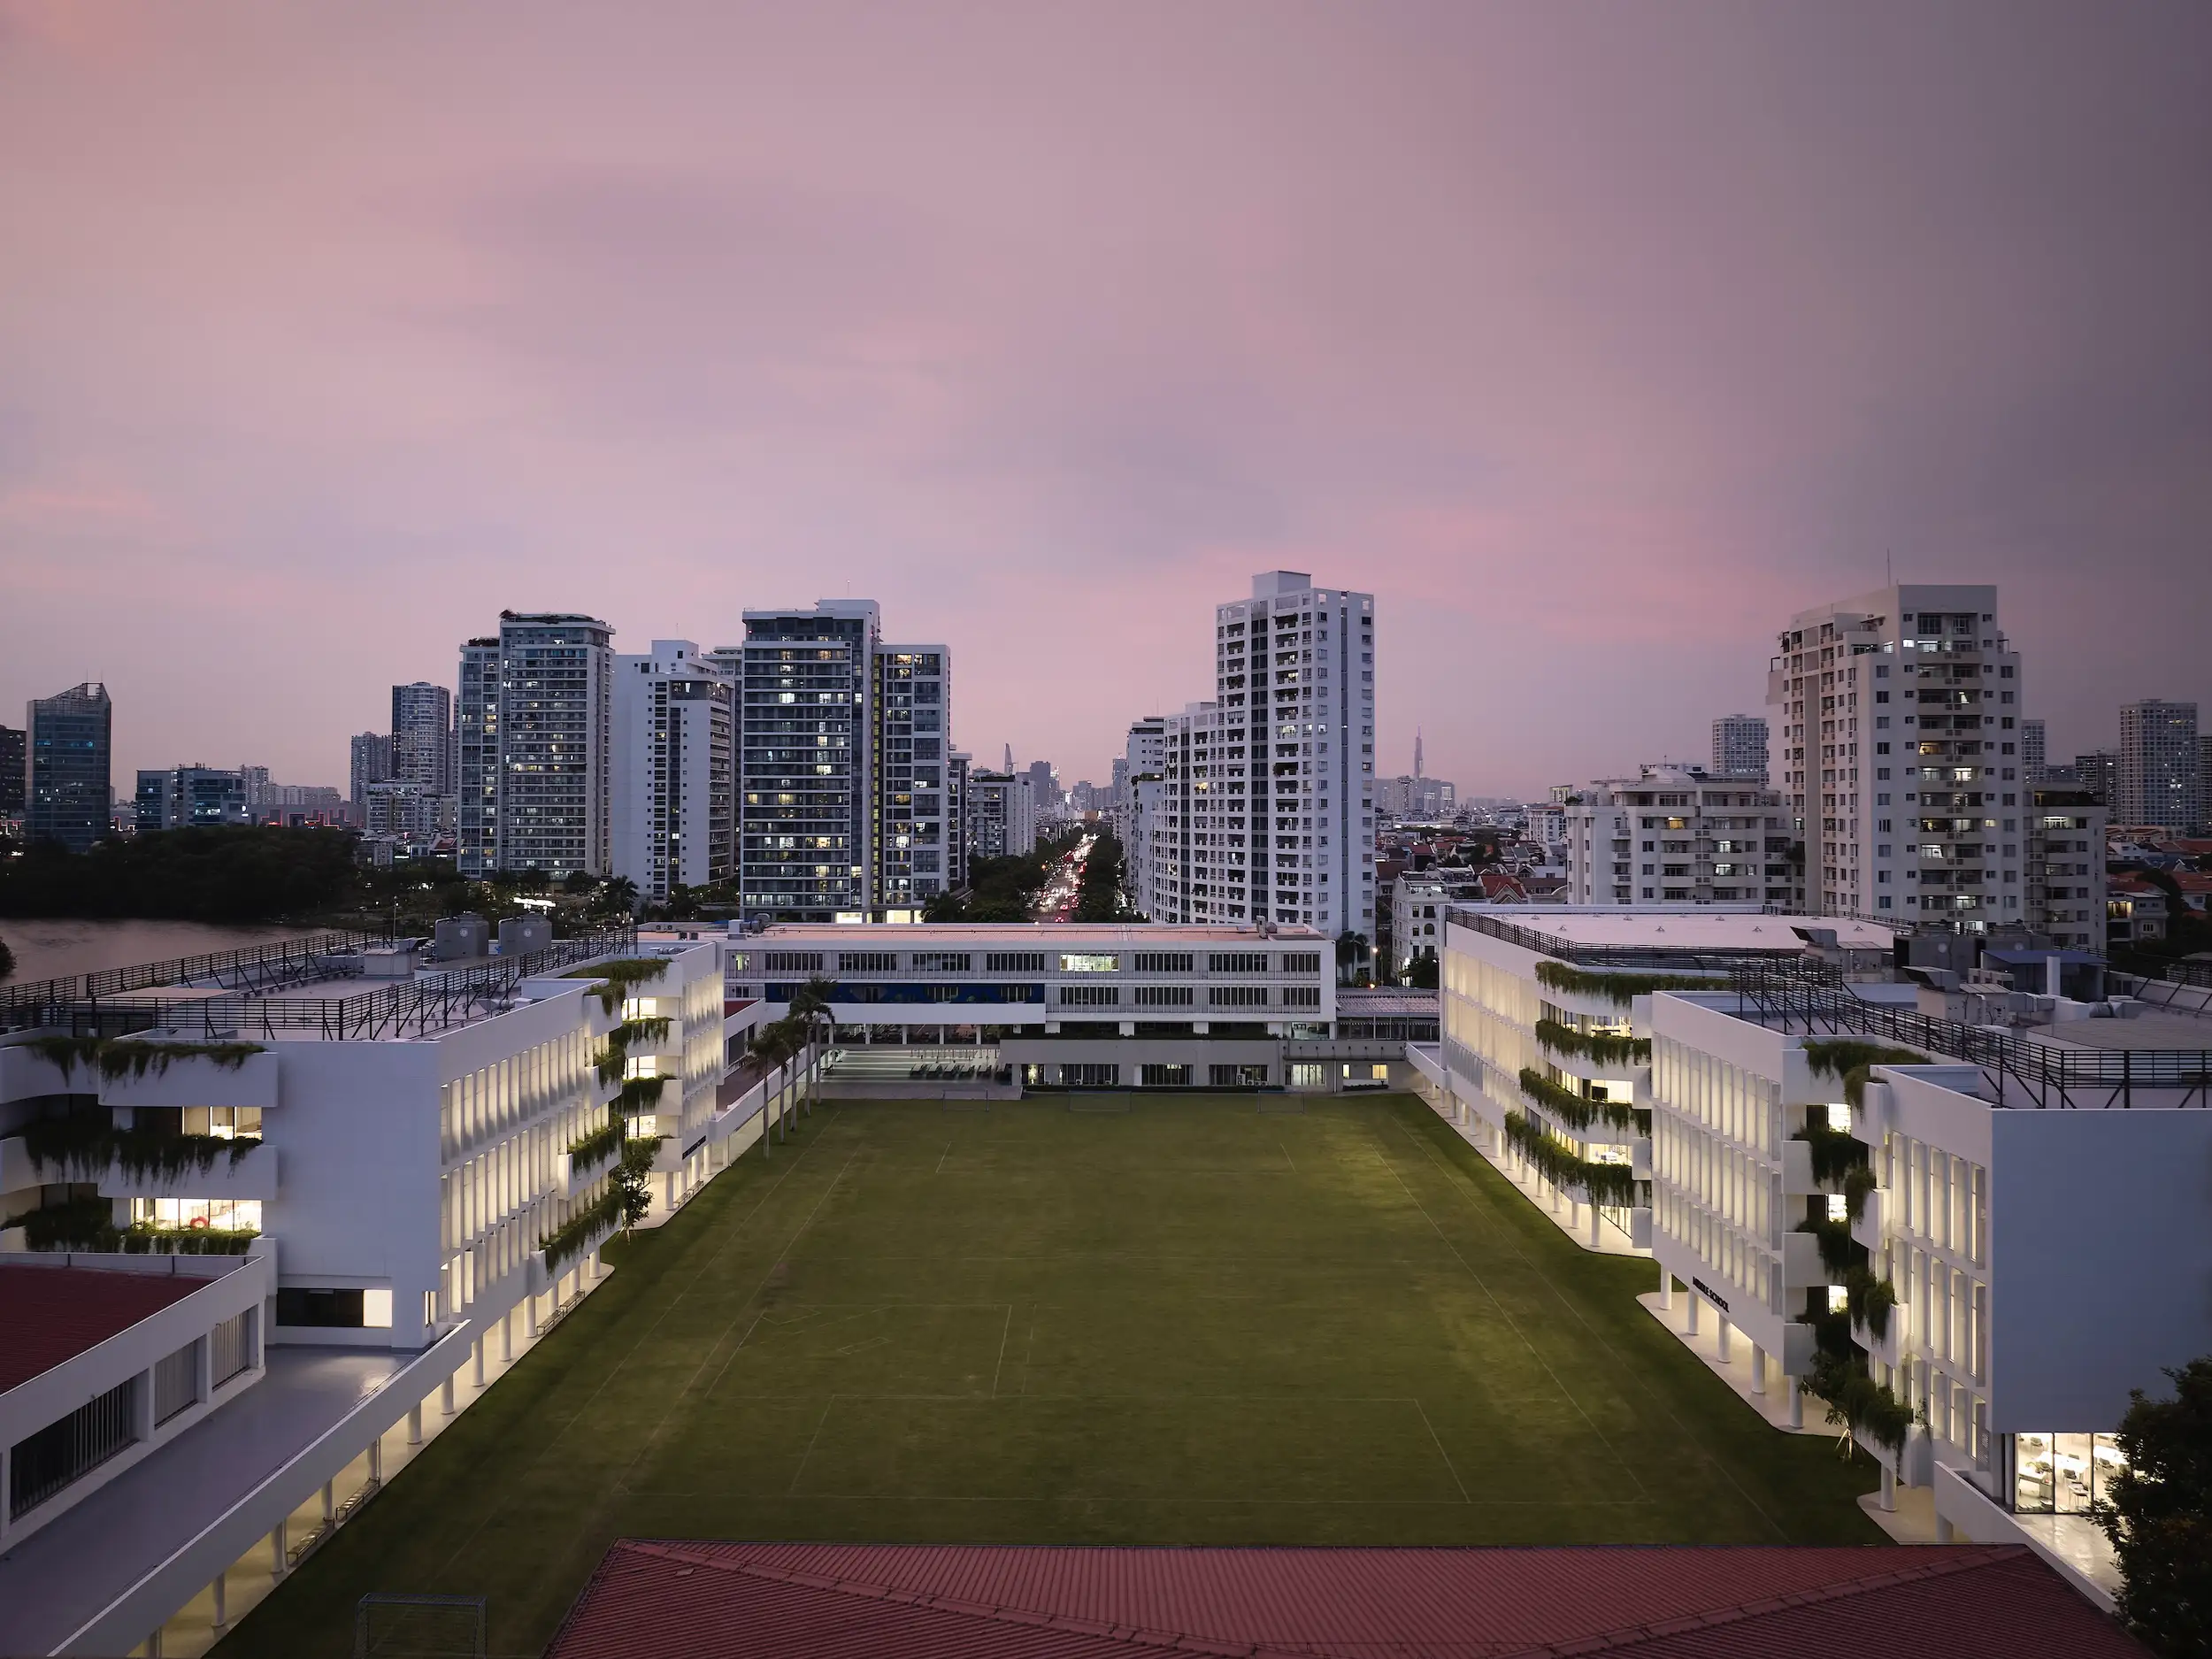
<box><xmin>746</xmin><ymin>949</ymin><xmax>1321</xmax><ymax>975</ymax></box>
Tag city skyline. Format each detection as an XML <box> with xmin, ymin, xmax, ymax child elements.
<box><xmin>4</xmin><ymin>4</ymin><xmax>2209</xmax><ymax>796</ymax></box>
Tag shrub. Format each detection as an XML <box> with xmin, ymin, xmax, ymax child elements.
<box><xmin>1532</xmin><ymin>962</ymin><xmax>1731</xmax><ymax>1006</ymax></box>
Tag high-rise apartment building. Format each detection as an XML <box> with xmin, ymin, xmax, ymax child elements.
<box><xmin>134</xmin><ymin>766</ymin><xmax>249</xmax><ymax>832</ymax></box>
<box><xmin>26</xmin><ymin>682</ymin><xmax>111</xmax><ymax>853</ymax></box>
<box><xmin>2019</xmin><ymin>718</ymin><xmax>2046</xmax><ymax>785</ymax></box>
<box><xmin>2071</xmin><ymin>749</ymin><xmax>2117</xmax><ymax>807</ymax></box>
<box><xmin>456</xmin><ymin>641</ymin><xmax>499</xmax><ymax>873</ymax></box>
<box><xmin>349</xmin><ymin>733</ymin><xmax>393</xmax><ymax>809</ymax></box>
<box><xmin>945</xmin><ymin>751</ymin><xmax>972</xmax><ymax>892</ymax></box>
<box><xmin>1769</xmin><ymin>585</ymin><xmax>2024</xmax><ymax>926</ymax></box>
<box><xmin>2024</xmin><ymin>786</ymin><xmax>2106</xmax><ymax>951</ymax></box>
<box><xmin>611</xmin><ymin>641</ymin><xmax>734</xmax><ymax>902</ymax></box>
<box><xmin>717</xmin><ymin>602</ymin><xmax>954</xmax><ymax>923</ymax></box>
<box><xmin>1184</xmin><ymin>572</ymin><xmax>1377</xmax><ymax>935</ymax></box>
<box><xmin>0</xmin><ymin>724</ymin><xmax>25</xmax><ymax>816</ymax></box>
<box><xmin>2115</xmin><ymin>699</ymin><xmax>2200</xmax><ymax>831</ymax></box>
<box><xmin>967</xmin><ymin>770</ymin><xmax>1033</xmax><ymax>862</ymax></box>
<box><xmin>454</xmin><ymin>612</ymin><xmax>615</xmax><ymax>879</ymax></box>
<box><xmin>1710</xmin><ymin>713</ymin><xmax>1769</xmax><ymax>780</ymax></box>
<box><xmin>390</xmin><ymin>681</ymin><xmax>456</xmax><ymax>797</ymax></box>
<box><xmin>1563</xmin><ymin>764</ymin><xmax>1791</xmax><ymax>906</ymax></box>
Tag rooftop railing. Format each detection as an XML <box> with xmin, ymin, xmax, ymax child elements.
<box><xmin>3</xmin><ymin>927</ymin><xmax>638</xmax><ymax>1042</ymax></box>
<box><xmin>1725</xmin><ymin>962</ymin><xmax>2212</xmax><ymax>1109</ymax></box>
<box><xmin>1443</xmin><ymin>906</ymin><xmax>1809</xmax><ymax>972</ymax></box>
<box><xmin>0</xmin><ymin>928</ymin><xmax>392</xmax><ymax>1018</ymax></box>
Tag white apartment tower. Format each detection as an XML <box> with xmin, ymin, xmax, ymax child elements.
<box><xmin>455</xmin><ymin>612</ymin><xmax>615</xmax><ymax>879</ymax></box>
<box><xmin>1711</xmin><ymin>714</ymin><xmax>1770</xmax><ymax>780</ymax></box>
<box><xmin>1205</xmin><ymin>572</ymin><xmax>1377</xmax><ymax>937</ymax></box>
<box><xmin>1769</xmin><ymin>585</ymin><xmax>2024</xmax><ymax>927</ymax></box>
<box><xmin>1563</xmin><ymin>764</ymin><xmax>1792</xmax><ymax>907</ymax></box>
<box><xmin>2115</xmin><ymin>699</ymin><xmax>2200</xmax><ymax>832</ymax></box>
<box><xmin>612</xmin><ymin>641</ymin><xmax>735</xmax><ymax>902</ymax></box>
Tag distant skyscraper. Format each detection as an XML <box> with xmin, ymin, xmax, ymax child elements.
<box><xmin>2073</xmin><ymin>749</ymin><xmax>2118</xmax><ymax>807</ymax></box>
<box><xmin>349</xmin><ymin>732</ymin><xmax>394</xmax><ymax>808</ymax></box>
<box><xmin>2019</xmin><ymin>718</ymin><xmax>2047</xmax><ymax>785</ymax></box>
<box><xmin>718</xmin><ymin>601</ymin><xmax>954</xmax><ymax>922</ymax></box>
<box><xmin>1710</xmin><ymin>713</ymin><xmax>1769</xmax><ymax>780</ymax></box>
<box><xmin>1413</xmin><ymin>728</ymin><xmax>1425</xmax><ymax>780</ymax></box>
<box><xmin>2115</xmin><ymin>699</ymin><xmax>2200</xmax><ymax>831</ymax></box>
<box><xmin>1142</xmin><ymin>572</ymin><xmax>1376</xmax><ymax>935</ymax></box>
<box><xmin>0</xmin><ymin>724</ymin><xmax>25</xmax><ymax>816</ymax></box>
<box><xmin>1770</xmin><ymin>585</ymin><xmax>2022</xmax><ymax>925</ymax></box>
<box><xmin>455</xmin><ymin>612</ymin><xmax>615</xmax><ymax>878</ymax></box>
<box><xmin>26</xmin><ymin>682</ymin><xmax>111</xmax><ymax>853</ymax></box>
<box><xmin>390</xmin><ymin>681</ymin><xmax>455</xmax><ymax>797</ymax></box>
<box><xmin>946</xmin><ymin>750</ymin><xmax>972</xmax><ymax>891</ymax></box>
<box><xmin>611</xmin><ymin>641</ymin><xmax>733</xmax><ymax>902</ymax></box>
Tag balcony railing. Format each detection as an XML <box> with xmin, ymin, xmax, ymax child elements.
<box><xmin>1443</xmin><ymin>907</ymin><xmax>1806</xmax><ymax>972</ymax></box>
<box><xmin>0</xmin><ymin>928</ymin><xmax>391</xmax><ymax>1022</ymax></box>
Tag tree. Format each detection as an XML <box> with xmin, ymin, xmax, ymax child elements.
<box><xmin>1405</xmin><ymin>950</ymin><xmax>1440</xmax><ymax>990</ymax></box>
<box><xmin>2100</xmin><ymin>1356</ymin><xmax>2212</xmax><ymax>1656</ymax></box>
<box><xmin>1335</xmin><ymin>931</ymin><xmax>1370</xmax><ymax>985</ymax></box>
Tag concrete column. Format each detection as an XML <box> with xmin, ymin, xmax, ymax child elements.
<box><xmin>270</xmin><ymin>1518</ymin><xmax>288</xmax><ymax>1579</ymax></box>
<box><xmin>322</xmin><ymin>1479</ymin><xmax>335</xmax><ymax>1525</ymax></box>
<box><xmin>1717</xmin><ymin>1317</ymin><xmax>1732</xmax><ymax>1363</ymax></box>
<box><xmin>1750</xmin><ymin>1344</ymin><xmax>1767</xmax><ymax>1395</ymax></box>
<box><xmin>1659</xmin><ymin>1268</ymin><xmax>1674</xmax><ymax>1310</ymax></box>
<box><xmin>1879</xmin><ymin>1462</ymin><xmax>1897</xmax><ymax>1512</ymax></box>
<box><xmin>367</xmin><ymin>1435</ymin><xmax>384</xmax><ymax>1485</ymax></box>
<box><xmin>146</xmin><ymin>1626</ymin><xmax>163</xmax><ymax>1658</ymax></box>
<box><xmin>1935</xmin><ymin>1512</ymin><xmax>1955</xmax><ymax>1543</ymax></box>
<box><xmin>1686</xmin><ymin>1294</ymin><xmax>1701</xmax><ymax>1337</ymax></box>
<box><xmin>407</xmin><ymin>1404</ymin><xmax>422</xmax><ymax>1445</ymax></box>
<box><xmin>211</xmin><ymin>1571</ymin><xmax>227</xmax><ymax>1632</ymax></box>
<box><xmin>1587</xmin><ymin>1202</ymin><xmax>1601</xmax><ymax>1248</ymax></box>
<box><xmin>1786</xmin><ymin>1379</ymin><xmax>1803</xmax><ymax>1429</ymax></box>
<box><xmin>527</xmin><ymin>1293</ymin><xmax>541</xmax><ymax>1339</ymax></box>
<box><xmin>664</xmin><ymin>1171</ymin><xmax>676</xmax><ymax>1212</ymax></box>
<box><xmin>472</xmin><ymin>1338</ymin><xmax>486</xmax><ymax>1389</ymax></box>
<box><xmin>441</xmin><ymin>1372</ymin><xmax>456</xmax><ymax>1417</ymax></box>
<box><xmin>500</xmin><ymin>1309</ymin><xmax>513</xmax><ymax>1364</ymax></box>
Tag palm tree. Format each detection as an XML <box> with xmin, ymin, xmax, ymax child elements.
<box><xmin>787</xmin><ymin>974</ymin><xmax>837</xmax><ymax>1116</ymax></box>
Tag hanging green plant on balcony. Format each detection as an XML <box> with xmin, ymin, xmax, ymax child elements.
<box><xmin>23</xmin><ymin>1111</ymin><xmax>259</xmax><ymax>1181</ymax></box>
<box><xmin>1842</xmin><ymin>1163</ymin><xmax>1878</xmax><ymax>1222</ymax></box>
<box><xmin>1793</xmin><ymin>1121</ymin><xmax>1870</xmax><ymax>1187</ymax></box>
<box><xmin>1533</xmin><ymin>1018</ymin><xmax>1651</xmax><ymax>1066</ymax></box>
<box><xmin>594</xmin><ymin>1014</ymin><xmax>676</xmax><ymax>1085</ymax></box>
<box><xmin>1845</xmin><ymin>1266</ymin><xmax>1898</xmax><ymax>1341</ymax></box>
<box><xmin>1502</xmin><ymin>1110</ymin><xmax>1645</xmax><ymax>1208</ymax></box>
<box><xmin>539</xmin><ymin>1190</ymin><xmax>624</xmax><ymax>1272</ymax></box>
<box><xmin>26</xmin><ymin>1036</ymin><xmax>265</xmax><ymax>1083</ymax></box>
<box><xmin>1802</xmin><ymin>1039</ymin><xmax>1929</xmax><ymax>1107</ymax></box>
<box><xmin>1532</xmin><ymin>962</ymin><xmax>1731</xmax><ymax>1006</ymax></box>
<box><xmin>18</xmin><ymin>1195</ymin><xmax>256</xmax><ymax>1255</ymax></box>
<box><xmin>1517</xmin><ymin>1068</ymin><xmax>1648</xmax><ymax>1138</ymax></box>
<box><xmin>1796</xmin><ymin>1215</ymin><xmax>1863</xmax><ymax>1277</ymax></box>
<box><xmin>566</xmin><ymin>1118</ymin><xmax>624</xmax><ymax>1177</ymax></box>
<box><xmin>1804</xmin><ymin>1348</ymin><xmax>1916</xmax><ymax>1455</ymax></box>
<box><xmin>565</xmin><ymin>957</ymin><xmax>671</xmax><ymax>1017</ymax></box>
<box><xmin>614</xmin><ymin>1075</ymin><xmax>667</xmax><ymax>1116</ymax></box>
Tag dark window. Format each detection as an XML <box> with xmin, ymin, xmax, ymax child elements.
<box><xmin>276</xmin><ymin>1288</ymin><xmax>365</xmax><ymax>1328</ymax></box>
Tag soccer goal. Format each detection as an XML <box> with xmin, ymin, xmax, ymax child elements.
<box><xmin>354</xmin><ymin>1594</ymin><xmax>487</xmax><ymax>1659</ymax></box>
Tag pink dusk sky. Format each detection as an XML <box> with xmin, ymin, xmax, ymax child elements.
<box><xmin>3</xmin><ymin>2</ymin><xmax>2208</xmax><ymax>798</ymax></box>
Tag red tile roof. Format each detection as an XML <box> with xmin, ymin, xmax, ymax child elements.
<box><xmin>545</xmin><ymin>1541</ymin><xmax>2145</xmax><ymax>1659</ymax></box>
<box><xmin>0</xmin><ymin>1263</ymin><xmax>205</xmax><ymax>1394</ymax></box>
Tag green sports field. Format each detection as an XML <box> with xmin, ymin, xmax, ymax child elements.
<box><xmin>220</xmin><ymin>1094</ymin><xmax>1883</xmax><ymax>1656</ymax></box>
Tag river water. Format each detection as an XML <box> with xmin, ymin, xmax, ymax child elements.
<box><xmin>0</xmin><ymin>919</ymin><xmax>326</xmax><ymax>987</ymax></box>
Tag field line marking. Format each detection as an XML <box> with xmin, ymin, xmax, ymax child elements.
<box><xmin>1383</xmin><ymin>1107</ymin><xmax>1791</xmax><ymax>1542</ymax></box>
<box><xmin>1364</xmin><ymin>1118</ymin><xmax>1654</xmax><ymax>1506</ymax></box>
<box><xmin>1278</xmin><ymin>1138</ymin><xmax>1296</xmax><ymax>1174</ymax></box>
<box><xmin>990</xmin><ymin>1304</ymin><xmax>1014</xmax><ymax>1397</ymax></box>
<box><xmin>1412</xmin><ymin>1396</ymin><xmax>1471</xmax><ymax>1502</ymax></box>
<box><xmin>1018</xmin><ymin>1310</ymin><xmax>1039</xmax><ymax>1396</ymax></box>
<box><xmin>935</xmin><ymin>1139</ymin><xmax>953</xmax><ymax>1175</ymax></box>
<box><xmin>787</xmin><ymin>1394</ymin><xmax>841</xmax><ymax>1494</ymax></box>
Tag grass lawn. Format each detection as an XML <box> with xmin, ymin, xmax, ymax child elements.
<box><xmin>219</xmin><ymin>1093</ymin><xmax>1884</xmax><ymax>1657</ymax></box>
